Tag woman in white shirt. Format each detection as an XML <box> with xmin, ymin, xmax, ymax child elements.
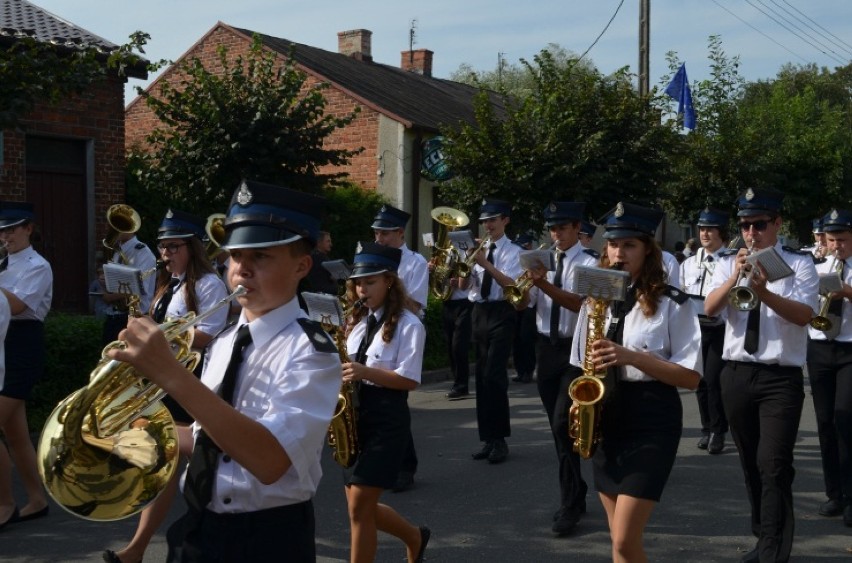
<box><xmin>570</xmin><ymin>202</ymin><xmax>701</xmax><ymax>563</ymax></box>
<box><xmin>342</xmin><ymin>241</ymin><xmax>429</xmax><ymax>563</ymax></box>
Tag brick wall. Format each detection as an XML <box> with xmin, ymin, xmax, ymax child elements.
<box><xmin>125</xmin><ymin>25</ymin><xmax>381</xmax><ymax>191</ymax></box>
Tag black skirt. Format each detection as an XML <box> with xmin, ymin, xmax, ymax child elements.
<box><xmin>345</xmin><ymin>384</ymin><xmax>410</xmax><ymax>489</ymax></box>
<box><xmin>593</xmin><ymin>380</ymin><xmax>682</xmax><ymax>502</ymax></box>
<box><xmin>1</xmin><ymin>320</ymin><xmax>45</xmax><ymax>400</ymax></box>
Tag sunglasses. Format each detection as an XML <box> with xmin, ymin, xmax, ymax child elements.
<box><xmin>157</xmin><ymin>242</ymin><xmax>188</xmax><ymax>253</ymax></box>
<box><xmin>738</xmin><ymin>220</ymin><xmax>771</xmax><ymax>232</ymax></box>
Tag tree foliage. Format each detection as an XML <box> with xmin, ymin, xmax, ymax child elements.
<box><xmin>0</xmin><ymin>31</ymin><xmax>155</xmax><ymax>129</ymax></box>
<box><xmin>440</xmin><ymin>49</ymin><xmax>677</xmax><ymax>235</ymax></box>
<box><xmin>128</xmin><ymin>35</ymin><xmax>360</xmax><ymax>219</ymax></box>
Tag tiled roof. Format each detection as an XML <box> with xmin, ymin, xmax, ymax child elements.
<box><xmin>233</xmin><ymin>26</ymin><xmax>502</xmax><ymax>133</ymax></box>
<box><xmin>0</xmin><ymin>0</ymin><xmax>146</xmax><ymax>77</ymax></box>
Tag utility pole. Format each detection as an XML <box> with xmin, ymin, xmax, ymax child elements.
<box><xmin>638</xmin><ymin>0</ymin><xmax>650</xmax><ymax>97</ymax></box>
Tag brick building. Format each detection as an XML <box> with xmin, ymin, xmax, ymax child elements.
<box><xmin>126</xmin><ymin>22</ymin><xmax>495</xmax><ymax>253</ymax></box>
<box><xmin>1</xmin><ymin>0</ymin><xmax>146</xmax><ymax>312</ymax></box>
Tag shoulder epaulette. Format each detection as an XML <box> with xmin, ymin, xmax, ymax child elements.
<box><xmin>664</xmin><ymin>285</ymin><xmax>689</xmax><ymax>305</ymax></box>
<box><xmin>582</xmin><ymin>248</ymin><xmax>600</xmax><ymax>259</ymax></box>
<box><xmin>297</xmin><ymin>318</ymin><xmax>338</xmax><ymax>353</ymax></box>
<box><xmin>134</xmin><ymin>242</ymin><xmax>146</xmax><ymax>250</ymax></box>
<box><xmin>782</xmin><ymin>245</ymin><xmax>811</xmax><ymax>257</ymax></box>
<box><xmin>717</xmin><ymin>249</ymin><xmax>738</xmax><ymax>258</ymax></box>
<box><xmin>812</xmin><ymin>256</ymin><xmax>827</xmax><ymax>264</ymax></box>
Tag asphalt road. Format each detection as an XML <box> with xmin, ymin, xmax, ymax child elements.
<box><xmin>4</xmin><ymin>369</ymin><xmax>852</xmax><ymax>562</ymax></box>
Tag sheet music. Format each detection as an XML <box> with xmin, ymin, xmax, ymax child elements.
<box><xmin>302</xmin><ymin>292</ymin><xmax>345</xmax><ymax>328</ymax></box>
<box><xmin>448</xmin><ymin>230</ymin><xmax>476</xmax><ymax>255</ymax></box>
<box><xmin>818</xmin><ymin>272</ymin><xmax>844</xmax><ymax>294</ymax></box>
<box><xmin>322</xmin><ymin>259</ymin><xmax>352</xmax><ymax>282</ymax></box>
<box><xmin>519</xmin><ymin>249</ymin><xmax>555</xmax><ymax>271</ymax></box>
<box><xmin>573</xmin><ymin>265</ymin><xmax>631</xmax><ymax>301</ymax></box>
<box><xmin>103</xmin><ymin>263</ymin><xmax>146</xmax><ymax>296</ymax></box>
<box><xmin>746</xmin><ymin>247</ymin><xmax>794</xmax><ymax>282</ymax></box>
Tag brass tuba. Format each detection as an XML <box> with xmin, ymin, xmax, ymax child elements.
<box><xmin>204</xmin><ymin>213</ymin><xmax>228</xmax><ymax>262</ymax></box>
<box><xmin>567</xmin><ymin>297</ymin><xmax>609</xmax><ymax>459</ymax></box>
<box><xmin>429</xmin><ymin>207</ymin><xmax>470</xmax><ymax>301</ymax></box>
<box><xmin>37</xmin><ymin>286</ymin><xmax>246</xmax><ymax>521</ymax></box>
<box><xmin>104</xmin><ymin>204</ymin><xmax>141</xmax><ymax>265</ymax></box>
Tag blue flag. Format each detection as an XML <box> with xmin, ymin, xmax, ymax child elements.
<box><xmin>664</xmin><ymin>63</ymin><xmax>696</xmax><ymax>131</ymax></box>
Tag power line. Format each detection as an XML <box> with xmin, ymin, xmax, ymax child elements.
<box><xmin>576</xmin><ymin>0</ymin><xmax>626</xmax><ymax>65</ymax></box>
<box><xmin>767</xmin><ymin>0</ymin><xmax>852</xmax><ymax>59</ymax></box>
<box><xmin>758</xmin><ymin>0</ymin><xmax>852</xmax><ymax>63</ymax></box>
<box><xmin>744</xmin><ymin>0</ymin><xmax>848</xmax><ymax>65</ymax></box>
<box><xmin>778</xmin><ymin>0</ymin><xmax>852</xmax><ymax>57</ymax></box>
<box><xmin>709</xmin><ymin>0</ymin><xmax>810</xmax><ymax>64</ymax></box>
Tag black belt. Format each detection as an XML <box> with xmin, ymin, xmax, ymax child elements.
<box><xmin>537</xmin><ymin>333</ymin><xmax>572</xmax><ymax>345</ymax></box>
<box><xmin>727</xmin><ymin>361</ymin><xmax>801</xmax><ymax>373</ymax></box>
<box><xmin>203</xmin><ymin>500</ymin><xmax>312</xmax><ymax>526</ymax></box>
<box><xmin>475</xmin><ymin>300</ymin><xmax>511</xmax><ymax>307</ymax></box>
<box><xmin>809</xmin><ymin>338</ymin><xmax>852</xmax><ymax>347</ymax></box>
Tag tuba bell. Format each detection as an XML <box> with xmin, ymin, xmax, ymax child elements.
<box><xmin>37</xmin><ymin>287</ymin><xmax>246</xmax><ymax>521</ymax></box>
<box><xmin>429</xmin><ymin>207</ymin><xmax>470</xmax><ymax>301</ymax></box>
<box><xmin>104</xmin><ymin>204</ymin><xmax>141</xmax><ymax>264</ymax></box>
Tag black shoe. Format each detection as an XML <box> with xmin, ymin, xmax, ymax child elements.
<box><xmin>819</xmin><ymin>498</ymin><xmax>843</xmax><ymax>517</ymax></box>
<box><xmin>697</xmin><ymin>433</ymin><xmax>710</xmax><ymax>450</ymax></box>
<box><xmin>552</xmin><ymin>507</ymin><xmax>581</xmax><ymax>536</ymax></box>
<box><xmin>739</xmin><ymin>545</ymin><xmax>759</xmax><ymax>563</ymax></box>
<box><xmin>0</xmin><ymin>506</ymin><xmax>19</xmax><ymax>532</ymax></box>
<box><xmin>708</xmin><ymin>432</ymin><xmax>725</xmax><ymax>454</ymax></box>
<box><xmin>487</xmin><ymin>439</ymin><xmax>508</xmax><ymax>464</ymax></box>
<box><xmin>472</xmin><ymin>441</ymin><xmax>493</xmax><ymax>460</ymax></box>
<box><xmin>511</xmin><ymin>374</ymin><xmax>524</xmax><ymax>382</ymax></box>
<box><xmin>392</xmin><ymin>471</ymin><xmax>414</xmax><ymax>493</ymax></box>
<box><xmin>844</xmin><ymin>504</ymin><xmax>852</xmax><ymax>527</ymax></box>
<box><xmin>414</xmin><ymin>526</ymin><xmax>430</xmax><ymax>563</ymax></box>
<box><xmin>446</xmin><ymin>387</ymin><xmax>468</xmax><ymax>399</ymax></box>
<box><xmin>519</xmin><ymin>374</ymin><xmax>533</xmax><ymax>383</ymax></box>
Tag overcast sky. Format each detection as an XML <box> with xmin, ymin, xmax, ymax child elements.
<box><xmin>31</xmin><ymin>0</ymin><xmax>852</xmax><ymax>104</ymax></box>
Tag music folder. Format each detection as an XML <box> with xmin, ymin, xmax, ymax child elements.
<box><xmin>519</xmin><ymin>249</ymin><xmax>555</xmax><ymax>271</ymax></box>
<box><xmin>103</xmin><ymin>263</ymin><xmax>147</xmax><ymax>296</ymax></box>
<box><xmin>573</xmin><ymin>265</ymin><xmax>631</xmax><ymax>301</ymax></box>
<box><xmin>302</xmin><ymin>292</ymin><xmax>345</xmax><ymax>328</ymax></box>
<box><xmin>746</xmin><ymin>247</ymin><xmax>794</xmax><ymax>282</ymax></box>
<box><xmin>322</xmin><ymin>259</ymin><xmax>352</xmax><ymax>282</ymax></box>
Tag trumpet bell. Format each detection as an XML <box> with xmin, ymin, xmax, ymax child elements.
<box><xmin>728</xmin><ymin>286</ymin><xmax>758</xmax><ymax>311</ymax></box>
<box><xmin>809</xmin><ymin>315</ymin><xmax>833</xmax><ymax>331</ymax></box>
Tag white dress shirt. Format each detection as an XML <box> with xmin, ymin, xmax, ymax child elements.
<box><xmin>680</xmin><ymin>247</ymin><xmax>727</xmax><ymax>326</ymax></box>
<box><xmin>467</xmin><ymin>235</ymin><xmax>522</xmax><ymax>302</ymax></box>
<box><xmin>0</xmin><ymin>245</ymin><xmax>53</xmax><ymax>320</ymax></box>
<box><xmin>346</xmin><ymin>307</ymin><xmax>425</xmax><ymax>384</ymax></box>
<box><xmin>164</xmin><ymin>272</ymin><xmax>229</xmax><ymax>337</ymax></box>
<box><xmin>570</xmin><ymin>290</ymin><xmax>703</xmax><ymax>382</ymax></box>
<box><xmin>528</xmin><ymin>242</ymin><xmax>598</xmax><ymax>338</ymax></box>
<box><xmin>662</xmin><ymin>251</ymin><xmax>680</xmax><ymax>287</ymax></box>
<box><xmin>193</xmin><ymin>297</ymin><xmax>341</xmax><ymax>513</ymax></box>
<box><xmin>807</xmin><ymin>256</ymin><xmax>850</xmax><ymax>343</ymax></box>
<box><xmin>396</xmin><ymin>243</ymin><xmax>429</xmax><ymax>312</ymax></box>
<box><xmin>113</xmin><ymin>236</ymin><xmax>157</xmax><ymax>313</ymax></box>
<box><xmin>708</xmin><ymin>242</ymin><xmax>819</xmax><ymax>366</ymax></box>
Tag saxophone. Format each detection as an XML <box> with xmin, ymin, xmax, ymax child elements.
<box><xmin>567</xmin><ymin>297</ymin><xmax>608</xmax><ymax>459</ymax></box>
<box><xmin>324</xmin><ymin>299</ymin><xmax>363</xmax><ymax>468</ymax></box>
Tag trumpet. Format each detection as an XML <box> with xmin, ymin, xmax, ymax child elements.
<box><xmin>429</xmin><ymin>207</ymin><xmax>470</xmax><ymax>301</ymax></box>
<box><xmin>504</xmin><ymin>243</ymin><xmax>549</xmax><ymax>307</ymax></box>
<box><xmin>810</xmin><ymin>250</ymin><xmax>843</xmax><ymax>332</ymax></box>
<box><xmin>728</xmin><ymin>239</ymin><xmax>759</xmax><ymax>311</ymax></box>
<box><xmin>457</xmin><ymin>236</ymin><xmax>491</xmax><ymax>279</ymax></box>
<box><xmin>37</xmin><ymin>286</ymin><xmax>246</xmax><ymax>521</ymax></box>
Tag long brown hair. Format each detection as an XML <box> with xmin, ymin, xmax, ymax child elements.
<box><xmin>599</xmin><ymin>234</ymin><xmax>667</xmax><ymax>317</ymax></box>
<box><xmin>149</xmin><ymin>237</ymin><xmax>216</xmax><ymax>316</ymax></box>
<box><xmin>344</xmin><ymin>272</ymin><xmax>419</xmax><ymax>343</ymax></box>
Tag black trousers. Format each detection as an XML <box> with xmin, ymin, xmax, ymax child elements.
<box><xmin>695</xmin><ymin>324</ymin><xmax>728</xmax><ymax>434</ymax></box>
<box><xmin>167</xmin><ymin>501</ymin><xmax>315</xmax><ymax>562</ymax></box>
<box><xmin>472</xmin><ymin>301</ymin><xmax>515</xmax><ymax>441</ymax></box>
<box><xmin>806</xmin><ymin>339</ymin><xmax>852</xmax><ymax>504</ymax></box>
<box><xmin>102</xmin><ymin>312</ymin><xmax>129</xmax><ymax>346</ymax></box>
<box><xmin>722</xmin><ymin>361</ymin><xmax>804</xmax><ymax>563</ymax></box>
<box><xmin>512</xmin><ymin>307</ymin><xmax>537</xmax><ymax>377</ymax></box>
<box><xmin>443</xmin><ymin>298</ymin><xmax>472</xmax><ymax>390</ymax></box>
<box><xmin>535</xmin><ymin>335</ymin><xmax>586</xmax><ymax>511</ymax></box>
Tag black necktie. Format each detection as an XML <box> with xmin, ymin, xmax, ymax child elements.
<box><xmin>355</xmin><ymin>314</ymin><xmax>379</xmax><ymax>364</ymax></box>
<box><xmin>152</xmin><ymin>277</ymin><xmax>180</xmax><ymax>323</ymax></box>
<box><xmin>0</xmin><ymin>256</ymin><xmax>7</xmax><ymax>272</ymax></box>
<box><xmin>744</xmin><ymin>307</ymin><xmax>760</xmax><ymax>354</ymax></box>
<box><xmin>183</xmin><ymin>324</ymin><xmax>253</xmax><ymax>513</ymax></box>
<box><xmin>480</xmin><ymin>243</ymin><xmax>497</xmax><ymax>300</ymax></box>
<box><xmin>698</xmin><ymin>255</ymin><xmax>714</xmax><ymax>296</ymax></box>
<box><xmin>607</xmin><ymin>286</ymin><xmax>637</xmax><ymax>345</ymax></box>
<box><xmin>549</xmin><ymin>251</ymin><xmax>565</xmax><ymax>344</ymax></box>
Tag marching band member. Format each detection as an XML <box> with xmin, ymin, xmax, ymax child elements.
<box><xmin>679</xmin><ymin>207</ymin><xmax>731</xmax><ymax>454</ymax></box>
<box><xmin>109</xmin><ymin>180</ymin><xmax>341</xmax><ymax>561</ymax></box>
<box><xmin>371</xmin><ymin>204</ymin><xmax>427</xmax><ymax>492</ymax></box>
<box><xmin>806</xmin><ymin>208</ymin><xmax>852</xmax><ymax>527</ymax></box>
<box><xmin>341</xmin><ymin>242</ymin><xmax>429</xmax><ymax>563</ymax></box>
<box><xmin>804</xmin><ymin>218</ymin><xmax>827</xmax><ymax>259</ymax></box>
<box><xmin>570</xmin><ymin>202</ymin><xmax>701</xmax><ymax>562</ymax></box>
<box><xmin>0</xmin><ymin>202</ymin><xmax>52</xmax><ymax>529</ymax></box>
<box><xmin>524</xmin><ymin>202</ymin><xmax>598</xmax><ymax>535</ymax></box>
<box><xmin>462</xmin><ymin>199</ymin><xmax>522</xmax><ymax>464</ymax></box>
<box><xmin>104</xmin><ymin>209</ymin><xmax>229</xmax><ymax>563</ymax></box>
<box><xmin>578</xmin><ymin>221</ymin><xmax>597</xmax><ymax>249</ymax></box>
<box><xmin>705</xmin><ymin>188</ymin><xmax>819</xmax><ymax>563</ymax></box>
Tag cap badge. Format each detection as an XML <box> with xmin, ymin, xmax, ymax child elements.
<box><xmin>703</xmin><ymin>207</ymin><xmax>710</xmax><ymax>214</ymax></box>
<box><xmin>549</xmin><ymin>203</ymin><xmax>557</xmax><ymax>213</ymax></box>
<box><xmin>614</xmin><ymin>202</ymin><xmax>625</xmax><ymax>218</ymax></box>
<box><xmin>355</xmin><ymin>241</ymin><xmax>363</xmax><ymax>253</ymax></box>
<box><xmin>380</xmin><ymin>205</ymin><xmax>387</xmax><ymax>213</ymax></box>
<box><xmin>745</xmin><ymin>188</ymin><xmax>755</xmax><ymax>201</ymax></box>
<box><xmin>830</xmin><ymin>209</ymin><xmax>839</xmax><ymax>220</ymax></box>
<box><xmin>237</xmin><ymin>181</ymin><xmax>253</xmax><ymax>206</ymax></box>
<box><xmin>165</xmin><ymin>209</ymin><xmax>174</xmax><ymax>219</ymax></box>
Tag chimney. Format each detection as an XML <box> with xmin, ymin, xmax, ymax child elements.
<box><xmin>338</xmin><ymin>29</ymin><xmax>372</xmax><ymax>62</ymax></box>
<box><xmin>401</xmin><ymin>49</ymin><xmax>433</xmax><ymax>77</ymax></box>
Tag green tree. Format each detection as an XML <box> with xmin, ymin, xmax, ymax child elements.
<box><xmin>440</xmin><ymin>49</ymin><xmax>677</xmax><ymax>234</ymax></box>
<box><xmin>128</xmin><ymin>35</ymin><xmax>360</xmax><ymax>220</ymax></box>
<box><xmin>0</xmin><ymin>32</ymin><xmax>154</xmax><ymax>129</ymax></box>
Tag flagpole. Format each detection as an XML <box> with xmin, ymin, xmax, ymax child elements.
<box><xmin>638</xmin><ymin>0</ymin><xmax>650</xmax><ymax>97</ymax></box>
